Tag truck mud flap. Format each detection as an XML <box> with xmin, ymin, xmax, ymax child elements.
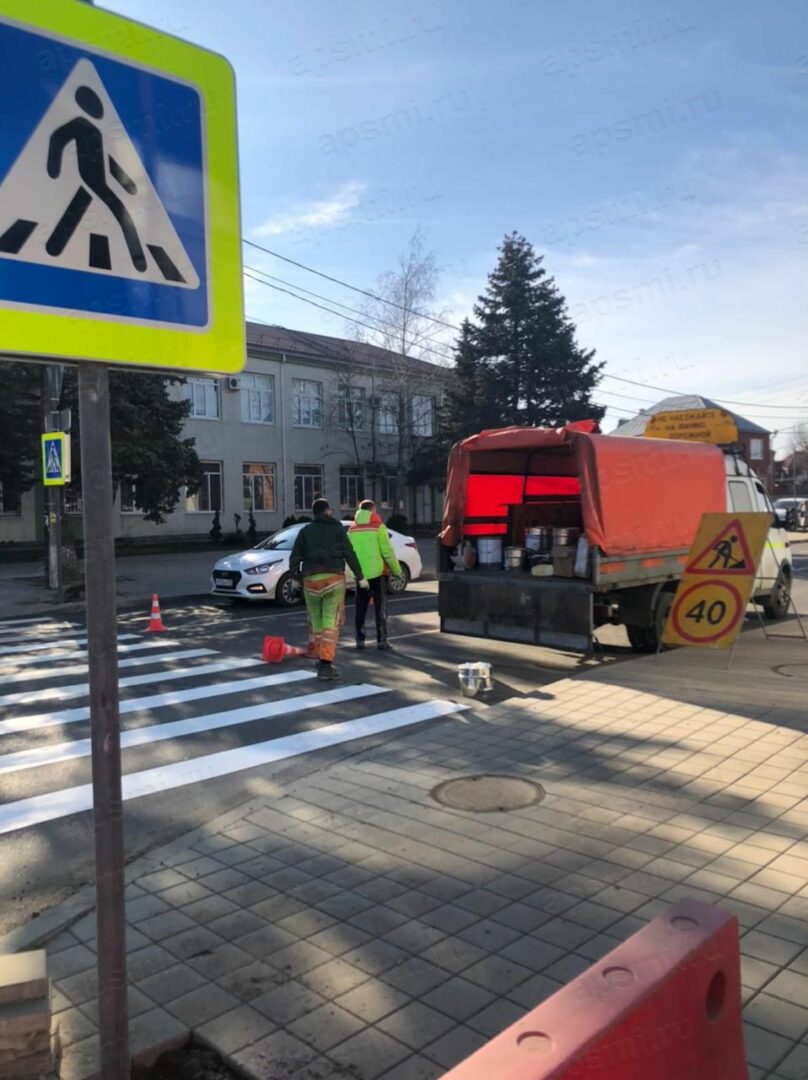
<box><xmin>439</xmin><ymin>576</ymin><xmax>593</xmax><ymax>652</ymax></box>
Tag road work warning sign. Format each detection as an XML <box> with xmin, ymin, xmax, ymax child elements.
<box><xmin>663</xmin><ymin>512</ymin><xmax>771</xmax><ymax>649</ymax></box>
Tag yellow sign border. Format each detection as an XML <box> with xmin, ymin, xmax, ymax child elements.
<box><xmin>42</xmin><ymin>430</ymin><xmax>69</xmax><ymax>486</ymax></box>
<box><xmin>0</xmin><ymin>1</ymin><xmax>244</xmax><ymax>374</ymax></box>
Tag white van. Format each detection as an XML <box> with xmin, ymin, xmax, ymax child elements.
<box><xmin>725</xmin><ymin>454</ymin><xmax>792</xmax><ymax>618</ymax></box>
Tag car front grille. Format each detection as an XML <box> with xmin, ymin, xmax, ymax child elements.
<box><xmin>213</xmin><ymin>570</ymin><xmax>241</xmax><ymax>588</ymax></box>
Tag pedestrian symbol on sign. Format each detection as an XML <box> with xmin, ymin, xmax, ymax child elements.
<box><xmin>45</xmin><ymin>441</ymin><xmax>62</xmax><ymax>478</ymax></box>
<box><xmin>0</xmin><ymin>58</ymin><xmax>199</xmax><ymax>288</ymax></box>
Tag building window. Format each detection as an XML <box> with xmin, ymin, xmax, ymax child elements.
<box><xmin>243</xmin><ymin>462</ymin><xmax>276</xmax><ymax>511</ymax></box>
<box><xmin>378</xmin><ymin>393</ymin><xmax>399</xmax><ymax>435</ymax></box>
<box><xmin>0</xmin><ymin>480</ymin><xmax>20</xmax><ymax>515</ymax></box>
<box><xmin>340</xmin><ymin>466</ymin><xmax>365</xmax><ymax>508</ymax></box>
<box><xmin>294</xmin><ymin>465</ymin><xmax>323</xmax><ymax>511</ymax></box>
<box><xmin>749</xmin><ymin>437</ymin><xmax>764</xmax><ymax>461</ymax></box>
<box><xmin>412</xmin><ymin>394</ymin><xmax>435</xmax><ymax>437</ymax></box>
<box><xmin>338</xmin><ymin>385</ymin><xmax>365</xmax><ymax>430</ymax></box>
<box><xmin>187</xmin><ymin>461</ymin><xmax>222</xmax><ymax>512</ymax></box>
<box><xmin>292</xmin><ymin>379</ymin><xmax>323</xmax><ymax>428</ymax></box>
<box><xmin>240</xmin><ymin>373</ymin><xmax>274</xmax><ymax>424</ymax></box>
<box><xmin>183</xmin><ymin>377</ymin><xmax>220</xmax><ymax>420</ymax></box>
<box><xmin>379</xmin><ymin>475</ymin><xmax>398</xmax><ymax>510</ymax></box>
<box><xmin>120</xmin><ymin>479</ymin><xmax>140</xmax><ymax>514</ymax></box>
<box><xmin>64</xmin><ymin>488</ymin><xmax>83</xmax><ymax>514</ymax></box>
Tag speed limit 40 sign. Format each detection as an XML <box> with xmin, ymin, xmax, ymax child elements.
<box><xmin>662</xmin><ymin>513</ymin><xmax>771</xmax><ymax>650</ymax></box>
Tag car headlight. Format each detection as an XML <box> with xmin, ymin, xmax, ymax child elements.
<box><xmin>245</xmin><ymin>560</ymin><xmax>283</xmax><ymax>575</ymax></box>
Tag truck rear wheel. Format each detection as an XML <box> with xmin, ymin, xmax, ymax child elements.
<box><xmin>762</xmin><ymin>568</ymin><xmax>791</xmax><ymax>620</ymax></box>
<box><xmin>626</xmin><ymin>590</ymin><xmax>674</xmax><ymax>653</ymax></box>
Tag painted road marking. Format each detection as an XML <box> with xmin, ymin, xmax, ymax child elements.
<box><xmin>0</xmin><ymin>684</ymin><xmax>388</xmax><ymax>775</ymax></box>
<box><xmin>0</xmin><ymin>649</ymin><xmax>217</xmax><ymax>704</ymax></box>
<box><xmin>0</xmin><ymin>670</ymin><xmax>317</xmax><ymax>737</ymax></box>
<box><xmin>0</xmin><ymin>617</ymin><xmax>80</xmax><ymax>630</ymax></box>
<box><xmin>0</xmin><ymin>633</ymin><xmax>139</xmax><ymax>656</ymax></box>
<box><xmin>0</xmin><ymin>699</ymin><xmax>466</xmax><ymax>835</ymax></box>
<box><xmin>0</xmin><ymin>656</ymin><xmax>266</xmax><ymax>710</ymax></box>
<box><xmin>0</xmin><ymin>639</ymin><xmax>181</xmax><ymax>668</ymax></box>
<box><xmin>0</xmin><ymin>622</ymin><xmax>81</xmax><ymax>640</ymax></box>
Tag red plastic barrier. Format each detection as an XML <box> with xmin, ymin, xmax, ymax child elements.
<box><xmin>441</xmin><ymin>899</ymin><xmax>747</xmax><ymax>1080</ymax></box>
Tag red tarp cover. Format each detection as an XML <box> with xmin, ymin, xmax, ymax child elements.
<box><xmin>440</xmin><ymin>423</ymin><xmax>727</xmax><ymax>556</ymax></box>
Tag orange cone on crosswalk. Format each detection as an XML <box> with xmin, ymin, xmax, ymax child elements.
<box><xmin>262</xmin><ymin>635</ymin><xmax>305</xmax><ymax>663</ymax></box>
<box><xmin>146</xmin><ymin>593</ymin><xmax>166</xmax><ymax>633</ymax></box>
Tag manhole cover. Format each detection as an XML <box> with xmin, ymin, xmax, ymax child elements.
<box><xmin>773</xmin><ymin>663</ymin><xmax>808</xmax><ymax>680</ymax></box>
<box><xmin>431</xmin><ymin>775</ymin><xmax>545</xmax><ymax>812</ymax></box>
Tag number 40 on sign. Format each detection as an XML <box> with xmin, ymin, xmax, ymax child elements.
<box><xmin>662</xmin><ymin>512</ymin><xmax>772</xmax><ymax>650</ymax></box>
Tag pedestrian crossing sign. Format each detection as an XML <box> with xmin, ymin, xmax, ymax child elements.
<box><xmin>0</xmin><ymin>1</ymin><xmax>244</xmax><ymax>374</ymax></box>
<box><xmin>42</xmin><ymin>431</ymin><xmax>70</xmax><ymax>486</ymax></box>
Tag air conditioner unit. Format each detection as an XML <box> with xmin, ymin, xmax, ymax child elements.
<box><xmin>226</xmin><ymin>377</ymin><xmax>240</xmax><ymax>391</ymax></box>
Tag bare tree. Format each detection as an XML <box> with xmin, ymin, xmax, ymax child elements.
<box><xmin>349</xmin><ymin>227</ymin><xmax>449</xmax><ymax>516</ymax></box>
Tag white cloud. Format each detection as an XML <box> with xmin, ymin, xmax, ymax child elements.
<box><xmin>253</xmin><ymin>181</ymin><xmax>366</xmax><ymax>237</ymax></box>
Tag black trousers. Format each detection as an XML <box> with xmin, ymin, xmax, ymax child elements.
<box><xmin>355</xmin><ymin>575</ymin><xmax>388</xmax><ymax>643</ymax></box>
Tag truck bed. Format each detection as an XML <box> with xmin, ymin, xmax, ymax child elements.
<box><xmin>438</xmin><ymin>547</ymin><xmax>689</xmax><ymax>653</ymax></box>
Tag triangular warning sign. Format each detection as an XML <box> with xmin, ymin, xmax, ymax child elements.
<box><xmin>686</xmin><ymin>517</ymin><xmax>756</xmax><ymax>576</ymax></box>
<box><xmin>45</xmin><ymin>442</ymin><xmax>62</xmax><ymax>476</ymax></box>
<box><xmin>0</xmin><ymin>58</ymin><xmax>199</xmax><ymax>289</ymax></box>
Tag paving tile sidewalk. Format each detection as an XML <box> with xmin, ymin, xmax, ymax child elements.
<box><xmin>37</xmin><ymin>626</ymin><xmax>808</xmax><ymax>1079</ymax></box>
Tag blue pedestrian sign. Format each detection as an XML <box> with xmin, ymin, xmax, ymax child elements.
<box><xmin>42</xmin><ymin>432</ymin><xmax>70</xmax><ymax>486</ymax></box>
<box><xmin>0</xmin><ymin>1</ymin><xmax>244</xmax><ymax>373</ymax></box>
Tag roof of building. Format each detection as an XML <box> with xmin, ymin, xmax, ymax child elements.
<box><xmin>613</xmin><ymin>394</ymin><xmax>771</xmax><ymax>438</ymax></box>
<box><xmin>245</xmin><ymin>321</ymin><xmax>450</xmax><ymax>379</ymax></box>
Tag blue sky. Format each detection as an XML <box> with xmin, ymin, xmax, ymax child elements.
<box><xmin>106</xmin><ymin>0</ymin><xmax>808</xmax><ymax>451</ymax></box>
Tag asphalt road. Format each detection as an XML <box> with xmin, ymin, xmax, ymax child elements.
<box><xmin>1</xmin><ymin>562</ymin><xmax>806</xmax><ymax>937</ymax></box>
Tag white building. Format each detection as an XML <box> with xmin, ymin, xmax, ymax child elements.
<box><xmin>1</xmin><ymin>323</ymin><xmax>450</xmax><ymax>547</ymax></box>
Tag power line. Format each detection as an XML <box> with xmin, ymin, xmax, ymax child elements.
<box><xmin>246</xmin><ymin>239</ymin><xmax>807</xmax><ymax>411</ymax></box>
<box><xmin>244</xmin><ymin>238</ymin><xmax>460</xmax><ymax>332</ymax></box>
<box><xmin>244</xmin><ymin>264</ymin><xmax>457</xmax><ymax>363</ymax></box>
<box><xmin>244</xmin><ymin>272</ymin><xmax>454</xmax><ymax>367</ymax></box>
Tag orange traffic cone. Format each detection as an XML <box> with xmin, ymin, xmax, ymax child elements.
<box><xmin>146</xmin><ymin>593</ymin><xmax>166</xmax><ymax>633</ymax></box>
<box><xmin>262</xmin><ymin>635</ymin><xmax>306</xmax><ymax>663</ymax></box>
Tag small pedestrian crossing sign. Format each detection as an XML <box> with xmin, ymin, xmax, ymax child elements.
<box><xmin>42</xmin><ymin>432</ymin><xmax>70</xmax><ymax>486</ymax></box>
<box><xmin>0</xmin><ymin>1</ymin><xmax>244</xmax><ymax>374</ymax></box>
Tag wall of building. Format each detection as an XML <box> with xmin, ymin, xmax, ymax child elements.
<box><xmin>5</xmin><ymin>347</ymin><xmax>445</xmax><ymax>548</ymax></box>
<box><xmin>739</xmin><ymin>431</ymin><xmax>774</xmax><ymax>490</ymax></box>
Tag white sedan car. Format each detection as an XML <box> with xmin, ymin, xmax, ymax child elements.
<box><xmin>211</xmin><ymin>521</ymin><xmax>423</xmax><ymax>605</ymax></box>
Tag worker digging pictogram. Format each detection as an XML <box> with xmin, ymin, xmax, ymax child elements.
<box><xmin>0</xmin><ymin>58</ymin><xmax>199</xmax><ymax>288</ymax></box>
<box><xmin>685</xmin><ymin>516</ymin><xmax>756</xmax><ymax>576</ymax></box>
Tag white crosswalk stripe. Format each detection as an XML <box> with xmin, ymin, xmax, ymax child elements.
<box><xmin>0</xmin><ymin>617</ymin><xmax>81</xmax><ymax>630</ymax></box>
<box><xmin>0</xmin><ymin>619</ymin><xmax>466</xmax><ymax>838</ymax></box>
<box><xmin>0</xmin><ymin>633</ymin><xmax>139</xmax><ymax>656</ymax></box>
<box><xmin>0</xmin><ymin>638</ymin><xmax>182</xmax><ymax>668</ymax></box>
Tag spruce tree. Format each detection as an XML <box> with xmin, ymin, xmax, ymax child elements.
<box><xmin>460</xmin><ymin>233</ymin><xmax>604</xmax><ymax>432</ymax></box>
<box><xmin>444</xmin><ymin>318</ymin><xmax>500</xmax><ymax>442</ymax></box>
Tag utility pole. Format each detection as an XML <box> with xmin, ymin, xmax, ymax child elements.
<box><xmin>42</xmin><ymin>363</ymin><xmax>65</xmax><ymax>603</ymax></box>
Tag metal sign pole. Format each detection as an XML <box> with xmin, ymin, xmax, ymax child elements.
<box><xmin>77</xmin><ymin>362</ymin><xmax>129</xmax><ymax>1078</ymax></box>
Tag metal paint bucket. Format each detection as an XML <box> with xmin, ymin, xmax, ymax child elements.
<box><xmin>458</xmin><ymin>661</ymin><xmax>494</xmax><ymax>697</ymax></box>
<box><xmin>477</xmin><ymin>537</ymin><xmax>503</xmax><ymax>566</ymax></box>
<box><xmin>553</xmin><ymin>526</ymin><xmax>581</xmax><ymax>548</ymax></box>
<box><xmin>525</xmin><ymin>527</ymin><xmax>553</xmax><ymax>553</ymax></box>
<box><xmin>503</xmin><ymin>546</ymin><xmax>525</xmax><ymax>570</ymax></box>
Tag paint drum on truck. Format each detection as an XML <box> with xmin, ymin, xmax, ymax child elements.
<box><xmin>477</xmin><ymin>537</ymin><xmax>503</xmax><ymax>566</ymax></box>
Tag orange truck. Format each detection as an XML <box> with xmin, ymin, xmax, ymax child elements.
<box><xmin>438</xmin><ymin>421</ymin><xmax>791</xmax><ymax>653</ymax></box>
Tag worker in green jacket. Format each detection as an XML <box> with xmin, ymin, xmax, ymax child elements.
<box><xmin>348</xmin><ymin>499</ymin><xmax>402</xmax><ymax>650</ymax></box>
<box><xmin>290</xmin><ymin>498</ymin><xmax>367</xmax><ymax>679</ymax></box>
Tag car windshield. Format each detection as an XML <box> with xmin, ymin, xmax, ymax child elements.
<box><xmin>774</xmin><ymin>499</ymin><xmax>798</xmax><ymax>508</ymax></box>
<box><xmin>255</xmin><ymin>526</ymin><xmax>301</xmax><ymax>551</ymax></box>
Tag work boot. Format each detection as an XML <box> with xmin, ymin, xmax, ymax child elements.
<box><xmin>355</xmin><ymin>638</ymin><xmax>365</xmax><ymax>650</ymax></box>
<box><xmin>317</xmin><ymin>660</ymin><xmax>339</xmax><ymax>680</ymax></box>
<box><xmin>376</xmin><ymin>641</ymin><xmax>392</xmax><ymax>652</ymax></box>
